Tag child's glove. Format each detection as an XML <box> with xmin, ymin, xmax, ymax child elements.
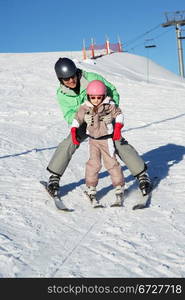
<box><xmin>112</xmin><ymin>123</ymin><xmax>123</xmax><ymax>141</ymax></box>
<box><xmin>71</xmin><ymin>127</ymin><xmax>80</xmax><ymax>145</ymax></box>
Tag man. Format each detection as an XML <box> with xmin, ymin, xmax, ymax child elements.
<box><xmin>47</xmin><ymin>57</ymin><xmax>151</xmax><ymax>196</ymax></box>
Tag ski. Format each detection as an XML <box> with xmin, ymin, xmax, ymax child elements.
<box><xmin>84</xmin><ymin>191</ymin><xmax>105</xmax><ymax>208</ymax></box>
<box><xmin>40</xmin><ymin>181</ymin><xmax>73</xmax><ymax>212</ymax></box>
<box><xmin>132</xmin><ymin>176</ymin><xmax>159</xmax><ymax>210</ymax></box>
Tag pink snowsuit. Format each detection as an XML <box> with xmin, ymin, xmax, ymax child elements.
<box><xmin>72</xmin><ymin>97</ymin><xmax>124</xmax><ymax>188</ymax></box>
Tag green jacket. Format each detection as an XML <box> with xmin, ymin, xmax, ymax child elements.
<box><xmin>56</xmin><ymin>70</ymin><xmax>120</xmax><ymax>125</ymax></box>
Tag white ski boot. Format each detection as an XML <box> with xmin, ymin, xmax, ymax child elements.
<box><xmin>111</xmin><ymin>185</ymin><xmax>124</xmax><ymax>207</ymax></box>
<box><xmin>85</xmin><ymin>186</ymin><xmax>103</xmax><ymax>208</ymax></box>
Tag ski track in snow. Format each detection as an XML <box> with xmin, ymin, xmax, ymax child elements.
<box><xmin>0</xmin><ymin>51</ymin><xmax>185</xmax><ymax>278</ymax></box>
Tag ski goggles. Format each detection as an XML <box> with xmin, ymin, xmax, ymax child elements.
<box><xmin>88</xmin><ymin>95</ymin><xmax>104</xmax><ymax>100</ymax></box>
<box><xmin>62</xmin><ymin>74</ymin><xmax>76</xmax><ymax>82</ymax></box>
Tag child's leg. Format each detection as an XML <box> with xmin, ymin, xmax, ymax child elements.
<box><xmin>101</xmin><ymin>140</ymin><xmax>124</xmax><ymax>187</ymax></box>
<box><xmin>85</xmin><ymin>139</ymin><xmax>102</xmax><ymax>188</ymax></box>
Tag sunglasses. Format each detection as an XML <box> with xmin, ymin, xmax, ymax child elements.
<box><xmin>89</xmin><ymin>95</ymin><xmax>104</xmax><ymax>100</ymax></box>
<box><xmin>62</xmin><ymin>75</ymin><xmax>76</xmax><ymax>82</ymax></box>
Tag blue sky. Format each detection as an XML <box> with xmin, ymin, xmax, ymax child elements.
<box><xmin>0</xmin><ymin>0</ymin><xmax>185</xmax><ymax>75</ymax></box>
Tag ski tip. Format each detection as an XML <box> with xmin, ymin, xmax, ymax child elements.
<box><xmin>93</xmin><ymin>204</ymin><xmax>105</xmax><ymax>209</ymax></box>
<box><xmin>53</xmin><ymin>199</ymin><xmax>75</xmax><ymax>212</ymax></box>
<box><xmin>132</xmin><ymin>204</ymin><xmax>146</xmax><ymax>210</ymax></box>
<box><xmin>53</xmin><ymin>197</ymin><xmax>74</xmax><ymax>212</ymax></box>
<box><xmin>110</xmin><ymin>204</ymin><xmax>124</xmax><ymax>208</ymax></box>
<box><xmin>58</xmin><ymin>206</ymin><xmax>74</xmax><ymax>212</ymax></box>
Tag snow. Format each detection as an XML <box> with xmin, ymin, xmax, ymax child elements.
<box><xmin>0</xmin><ymin>50</ymin><xmax>185</xmax><ymax>278</ymax></box>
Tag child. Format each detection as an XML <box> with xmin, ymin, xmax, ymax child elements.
<box><xmin>71</xmin><ymin>80</ymin><xmax>125</xmax><ymax>206</ymax></box>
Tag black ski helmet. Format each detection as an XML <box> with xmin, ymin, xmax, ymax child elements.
<box><xmin>54</xmin><ymin>57</ymin><xmax>77</xmax><ymax>80</ymax></box>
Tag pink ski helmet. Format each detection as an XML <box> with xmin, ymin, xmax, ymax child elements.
<box><xmin>86</xmin><ymin>80</ymin><xmax>107</xmax><ymax>96</ymax></box>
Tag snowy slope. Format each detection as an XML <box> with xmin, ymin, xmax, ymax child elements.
<box><xmin>0</xmin><ymin>51</ymin><xmax>185</xmax><ymax>278</ymax></box>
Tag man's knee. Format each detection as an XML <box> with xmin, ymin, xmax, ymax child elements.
<box><xmin>114</xmin><ymin>138</ymin><xmax>135</xmax><ymax>155</ymax></box>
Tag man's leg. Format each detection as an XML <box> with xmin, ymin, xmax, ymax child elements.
<box><xmin>47</xmin><ymin>134</ymin><xmax>77</xmax><ymax>176</ymax></box>
<box><xmin>114</xmin><ymin>138</ymin><xmax>146</xmax><ymax>176</ymax></box>
<box><xmin>46</xmin><ymin>123</ymin><xmax>87</xmax><ymax>194</ymax></box>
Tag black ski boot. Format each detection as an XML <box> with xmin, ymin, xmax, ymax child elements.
<box><xmin>137</xmin><ymin>172</ymin><xmax>152</xmax><ymax>196</ymax></box>
<box><xmin>47</xmin><ymin>174</ymin><xmax>60</xmax><ymax>196</ymax></box>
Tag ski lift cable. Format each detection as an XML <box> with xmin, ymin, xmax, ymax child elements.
<box><xmin>152</xmin><ymin>26</ymin><xmax>174</xmax><ymax>40</ymax></box>
<box><xmin>125</xmin><ymin>26</ymin><xmax>174</xmax><ymax>52</ymax></box>
<box><xmin>124</xmin><ymin>23</ymin><xmax>161</xmax><ymax>47</ymax></box>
